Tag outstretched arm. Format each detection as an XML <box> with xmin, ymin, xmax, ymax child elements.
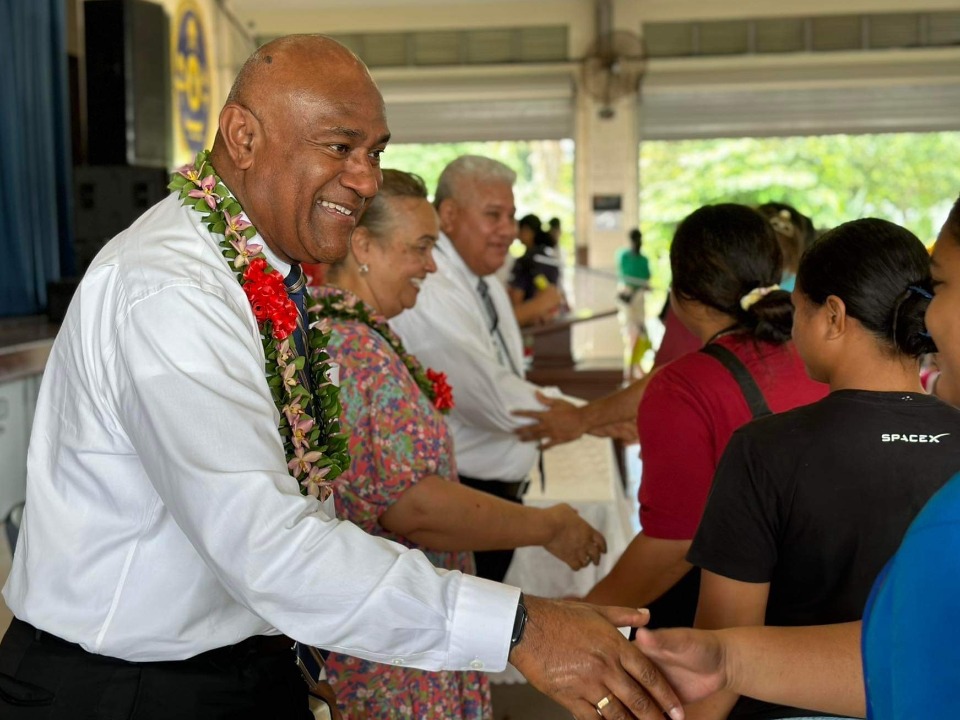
<box><xmin>583</xmin><ymin>532</ymin><xmax>691</xmax><ymax>608</ymax></box>
<box><xmin>682</xmin><ymin>572</ymin><xmax>769</xmax><ymax>720</ymax></box>
<box><xmin>379</xmin><ymin>475</ymin><xmax>607</xmax><ymax>570</ymax></box>
<box><xmin>514</xmin><ymin>373</ymin><xmax>655</xmax><ymax>449</ymax></box>
<box><xmin>635</xmin><ymin>622</ymin><xmax>865</xmax><ymax>718</ymax></box>
<box><xmin>511</xmin><ymin>285</ymin><xmax>563</xmax><ymax>327</ymax></box>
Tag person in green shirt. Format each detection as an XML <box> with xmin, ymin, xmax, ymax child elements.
<box><xmin>617</xmin><ymin>228</ymin><xmax>653</xmax><ymax>375</ymax></box>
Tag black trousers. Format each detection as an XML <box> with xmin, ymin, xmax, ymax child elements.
<box><xmin>0</xmin><ymin>618</ymin><xmax>311</xmax><ymax>719</ymax></box>
<box><xmin>458</xmin><ymin>475</ymin><xmax>528</xmax><ymax>583</ymax></box>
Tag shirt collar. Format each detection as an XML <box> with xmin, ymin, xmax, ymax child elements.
<box><xmin>218</xmin><ymin>178</ymin><xmax>293</xmax><ymax>278</ymax></box>
<box><xmin>437</xmin><ymin>231</ymin><xmax>486</xmax><ymax>286</ymax></box>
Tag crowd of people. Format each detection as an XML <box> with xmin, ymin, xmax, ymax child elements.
<box><xmin>2</xmin><ymin>32</ymin><xmax>959</xmax><ymax>720</ymax></box>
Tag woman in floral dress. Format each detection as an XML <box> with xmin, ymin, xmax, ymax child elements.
<box><xmin>316</xmin><ymin>170</ymin><xmax>605</xmax><ymax>720</ymax></box>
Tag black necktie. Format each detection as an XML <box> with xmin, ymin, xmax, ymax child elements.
<box><xmin>284</xmin><ymin>264</ymin><xmax>309</xmax><ymax>359</ymax></box>
<box><xmin>477</xmin><ymin>279</ymin><xmax>520</xmax><ymax>376</ymax></box>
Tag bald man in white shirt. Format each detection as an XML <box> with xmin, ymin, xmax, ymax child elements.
<box><xmin>390</xmin><ymin>155</ymin><xmax>573</xmax><ymax>583</ymax></box>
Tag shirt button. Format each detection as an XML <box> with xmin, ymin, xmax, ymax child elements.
<box><xmin>469</xmin><ymin>659</ymin><xmax>484</xmax><ymax>670</ymax></box>
<box><xmin>391</xmin><ymin>658</ymin><xmax>404</xmax><ymax>665</ymax></box>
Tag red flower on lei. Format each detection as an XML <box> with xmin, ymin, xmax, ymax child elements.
<box><xmin>242</xmin><ymin>258</ymin><xmax>299</xmax><ymax>340</ymax></box>
<box><xmin>426</xmin><ymin>369</ymin><xmax>455</xmax><ymax>413</ymax></box>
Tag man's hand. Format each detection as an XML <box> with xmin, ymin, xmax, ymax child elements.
<box><xmin>514</xmin><ymin>392</ymin><xmax>587</xmax><ymax>449</ymax></box>
<box><xmin>634</xmin><ymin>628</ymin><xmax>730</xmax><ymax>705</ymax></box>
<box><xmin>542</xmin><ymin>504</ymin><xmax>607</xmax><ymax>570</ymax></box>
<box><xmin>510</xmin><ymin>597</ymin><xmax>684</xmax><ymax>720</ymax></box>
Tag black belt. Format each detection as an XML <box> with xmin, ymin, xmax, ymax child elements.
<box><xmin>11</xmin><ymin>619</ymin><xmax>293</xmax><ymax>663</ymax></box>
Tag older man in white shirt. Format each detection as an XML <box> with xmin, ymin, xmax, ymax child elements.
<box><xmin>391</xmin><ymin>155</ymin><xmax>576</xmax><ymax>582</ymax></box>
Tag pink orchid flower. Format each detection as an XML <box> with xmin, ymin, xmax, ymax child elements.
<box><xmin>301</xmin><ymin>465</ymin><xmax>332</xmax><ymax>498</ymax></box>
<box><xmin>187</xmin><ymin>175</ymin><xmax>220</xmax><ymax>211</ymax></box>
<box><xmin>288</xmin><ymin>447</ymin><xmax>323</xmax><ymax>477</ymax></box>
<box><xmin>229</xmin><ymin>236</ymin><xmax>262</xmax><ymax>269</ymax></box>
<box><xmin>276</xmin><ymin>339</ymin><xmax>294</xmax><ymax>366</ymax></box>
<box><xmin>282</xmin><ymin>363</ymin><xmax>298</xmax><ymax>392</ymax></box>
<box><xmin>224</xmin><ymin>210</ymin><xmax>255</xmax><ymax>243</ymax></box>
<box><xmin>176</xmin><ymin>164</ymin><xmax>202</xmax><ymax>183</ymax></box>
<box><xmin>281</xmin><ymin>395</ymin><xmax>302</xmax><ymax>420</ymax></box>
<box><xmin>290</xmin><ymin>416</ymin><xmax>315</xmax><ymax>449</ymax></box>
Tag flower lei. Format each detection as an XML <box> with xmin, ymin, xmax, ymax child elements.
<box><xmin>312</xmin><ymin>289</ymin><xmax>455</xmax><ymax>414</ymax></box>
<box><xmin>168</xmin><ymin>151</ymin><xmax>350</xmax><ymax>500</ymax></box>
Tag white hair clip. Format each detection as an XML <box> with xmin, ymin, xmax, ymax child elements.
<box><xmin>740</xmin><ymin>284</ymin><xmax>781</xmax><ymax>311</ymax></box>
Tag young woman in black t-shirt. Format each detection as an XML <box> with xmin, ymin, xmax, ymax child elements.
<box><xmin>683</xmin><ymin>218</ymin><xmax>960</xmax><ymax>720</ymax></box>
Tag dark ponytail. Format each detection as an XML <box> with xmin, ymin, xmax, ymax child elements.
<box><xmin>796</xmin><ymin>218</ymin><xmax>936</xmax><ymax>358</ymax></box>
<box><xmin>756</xmin><ymin>202</ymin><xmax>816</xmax><ymax>275</ymax></box>
<box><xmin>670</xmin><ymin>204</ymin><xmax>793</xmax><ymax>345</ymax></box>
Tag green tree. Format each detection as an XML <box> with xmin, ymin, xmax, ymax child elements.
<box><xmin>640</xmin><ymin>132</ymin><xmax>960</xmax><ymax>290</ymax></box>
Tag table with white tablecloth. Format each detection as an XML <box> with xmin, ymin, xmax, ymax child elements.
<box><xmin>491</xmin><ymin>433</ymin><xmax>637</xmax><ymax>683</ymax></box>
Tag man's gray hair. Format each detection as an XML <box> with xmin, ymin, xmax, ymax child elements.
<box><xmin>434</xmin><ymin>155</ymin><xmax>517</xmax><ymax>210</ymax></box>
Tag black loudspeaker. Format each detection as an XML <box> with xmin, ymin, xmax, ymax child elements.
<box><xmin>84</xmin><ymin>0</ymin><xmax>170</xmax><ymax>167</ymax></box>
<box><xmin>73</xmin><ymin>165</ymin><xmax>170</xmax><ymax>271</ymax></box>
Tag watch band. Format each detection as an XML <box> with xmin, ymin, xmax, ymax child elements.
<box><xmin>510</xmin><ymin>593</ymin><xmax>527</xmax><ymax>649</ymax></box>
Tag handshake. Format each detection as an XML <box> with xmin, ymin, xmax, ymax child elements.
<box><xmin>509</xmin><ymin>597</ymin><xmax>737</xmax><ymax>720</ymax></box>
<box><xmin>513</xmin><ymin>599</ymin><xmax>862</xmax><ymax>720</ymax></box>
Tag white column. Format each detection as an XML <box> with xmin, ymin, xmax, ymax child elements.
<box><xmin>573</xmin><ymin>0</ymin><xmax>643</xmax><ymax>273</ymax></box>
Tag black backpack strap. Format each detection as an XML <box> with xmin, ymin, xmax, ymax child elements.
<box><xmin>700</xmin><ymin>343</ymin><xmax>772</xmax><ymax>419</ymax></box>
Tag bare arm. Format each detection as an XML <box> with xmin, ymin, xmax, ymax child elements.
<box><xmin>514</xmin><ymin>372</ymin><xmax>655</xmax><ymax>449</ymax></box>
<box><xmin>379</xmin><ymin>475</ymin><xmax>606</xmax><ymax>570</ymax></box>
<box><xmin>635</xmin><ymin>622</ymin><xmax>865</xmax><ymax>718</ymax></box>
<box><xmin>511</xmin><ymin>285</ymin><xmax>563</xmax><ymax>327</ymax></box>
<box><xmin>682</xmin><ymin>571</ymin><xmax>769</xmax><ymax>720</ymax></box>
<box><xmin>583</xmin><ymin>532</ymin><xmax>691</xmax><ymax>607</ymax></box>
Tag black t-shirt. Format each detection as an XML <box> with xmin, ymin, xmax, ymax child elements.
<box><xmin>689</xmin><ymin>390</ymin><xmax>960</xmax><ymax>720</ymax></box>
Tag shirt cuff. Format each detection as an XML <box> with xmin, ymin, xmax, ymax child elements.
<box><xmin>447</xmin><ymin>574</ymin><xmax>520</xmax><ymax>672</ymax></box>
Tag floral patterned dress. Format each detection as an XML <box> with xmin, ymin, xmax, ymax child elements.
<box><xmin>317</xmin><ymin>287</ymin><xmax>492</xmax><ymax>720</ymax></box>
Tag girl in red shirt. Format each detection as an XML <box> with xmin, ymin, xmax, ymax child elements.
<box><xmin>584</xmin><ymin>204</ymin><xmax>827</xmax><ymax>626</ymax></box>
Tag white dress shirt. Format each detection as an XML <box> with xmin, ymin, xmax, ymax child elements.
<box><xmin>3</xmin><ymin>194</ymin><xmax>518</xmax><ymax>669</ymax></box>
<box><xmin>391</xmin><ymin>233</ymin><xmax>542</xmax><ymax>481</ymax></box>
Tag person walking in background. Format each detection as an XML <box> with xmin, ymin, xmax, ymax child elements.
<box><xmin>548</xmin><ymin>217</ymin><xmax>563</xmax><ymax>246</ymax></box>
<box><xmin>617</xmin><ymin>228</ymin><xmax>653</xmax><ymax>376</ymax></box>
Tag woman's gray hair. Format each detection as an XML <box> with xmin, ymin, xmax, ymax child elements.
<box><xmin>434</xmin><ymin>155</ymin><xmax>517</xmax><ymax>210</ymax></box>
<box><xmin>358</xmin><ymin>168</ymin><xmax>429</xmax><ymax>240</ymax></box>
